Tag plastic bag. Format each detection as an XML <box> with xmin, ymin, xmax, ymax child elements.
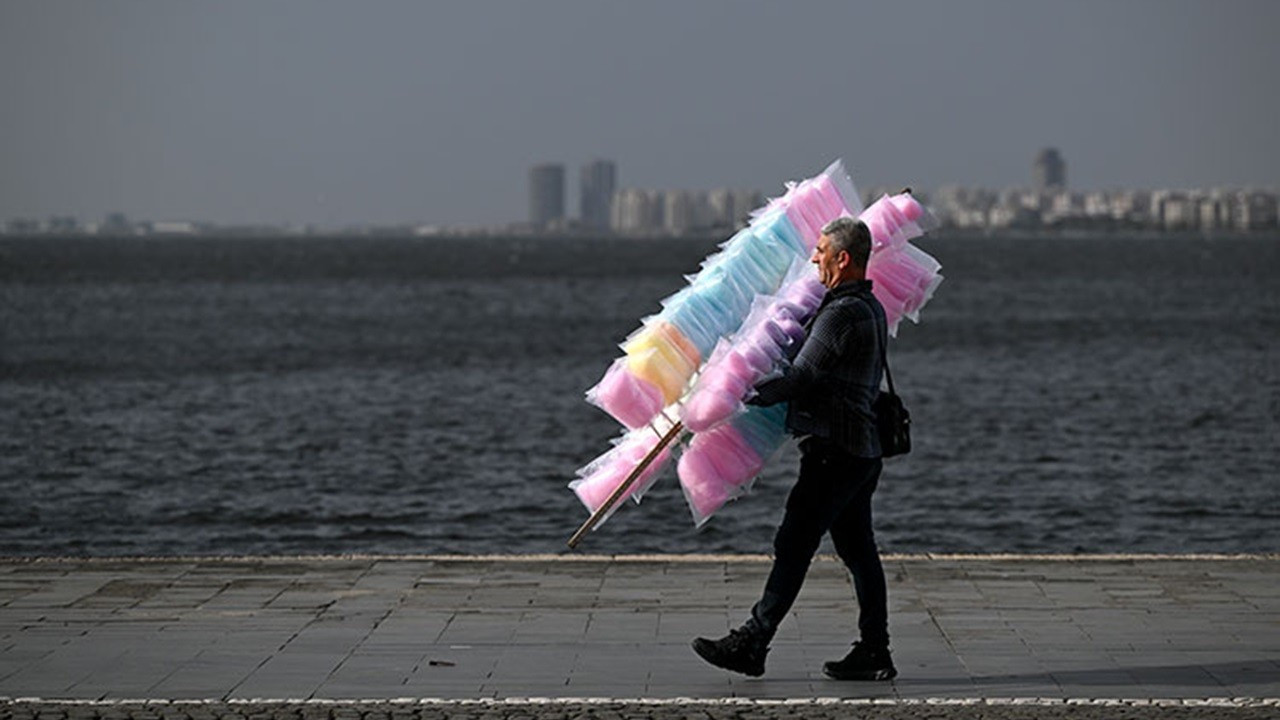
<box><xmin>570</xmin><ymin>425</ymin><xmax>675</xmax><ymax>520</ymax></box>
<box><xmin>678</xmin><ymin>404</ymin><xmax>788</xmax><ymax>526</ymax></box>
<box><xmin>586</xmin><ymin>357</ymin><xmax>665</xmax><ymax>429</ymax></box>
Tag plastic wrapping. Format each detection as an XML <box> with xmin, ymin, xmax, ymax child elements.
<box><xmin>861</xmin><ymin>194</ymin><xmax>917</xmax><ymax>250</ymax></box>
<box><xmin>657</xmin><ymin>291</ymin><xmax>721</xmax><ymax>361</ymax></box>
<box><xmin>622</xmin><ymin>322</ymin><xmax>700</xmax><ymax>404</ymax></box>
<box><xmin>678</xmin><ymin>426</ymin><xmax>761</xmax><ymax>526</ymax></box>
<box><xmin>586</xmin><ymin>357</ymin><xmax>665</xmax><ymax>429</ymax></box>
<box><xmin>679</xmin><ymin>287</ymin><xmax>809</xmax><ymax>433</ymax></box>
<box><xmin>821</xmin><ymin>158</ymin><xmax>865</xmax><ymax>217</ymax></box>
<box><xmin>752</xmin><ymin>211</ymin><xmax>808</xmax><ymax>257</ymax></box>
<box><xmin>734</xmin><ymin>402</ymin><xmax>788</xmax><ymax>458</ymax></box>
<box><xmin>678</xmin><ymin>404</ymin><xmax>788</xmax><ymax>526</ymax></box>
<box><xmin>861</xmin><ymin>193</ymin><xmax>944</xmax><ymax>335</ymax></box>
<box><xmin>890</xmin><ymin>192</ymin><xmax>939</xmax><ymax>233</ymax></box>
<box><xmin>570</xmin><ymin>425</ymin><xmax>675</xmax><ymax>520</ymax></box>
<box><xmin>579</xmin><ymin>159</ymin><xmax>941</xmax><ymax>531</ymax></box>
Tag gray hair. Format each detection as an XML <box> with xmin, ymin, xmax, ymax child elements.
<box><xmin>820</xmin><ymin>216</ymin><xmax>872</xmax><ymax>268</ymax></box>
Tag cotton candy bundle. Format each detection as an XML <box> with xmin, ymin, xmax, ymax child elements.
<box><xmin>859</xmin><ymin>192</ymin><xmax>943</xmax><ymax>335</ymax></box>
<box><xmin>754</xmin><ymin>159</ymin><xmax>866</xmax><ymax>251</ymax></box>
<box><xmin>680</xmin><ymin>265</ymin><xmax>815</xmax><ymax>433</ymax></box>
<box><xmin>576</xmin><ymin>159</ymin><xmax>937</xmax><ymax>533</ymax></box>
<box><xmin>586</xmin><ymin>160</ymin><xmax>862</xmax><ymax>431</ymax></box>
<box><xmin>678</xmin><ymin>404</ymin><xmax>788</xmax><ymax>526</ymax></box>
<box><xmin>675</xmin><ymin>259</ymin><xmax>825</xmax><ymax>524</ymax></box>
<box><xmin>570</xmin><ymin>423</ymin><xmax>676</xmax><ymax>520</ymax></box>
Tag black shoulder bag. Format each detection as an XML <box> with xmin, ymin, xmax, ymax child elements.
<box><xmin>870</xmin><ymin>307</ymin><xmax>911</xmax><ymax>458</ymax></box>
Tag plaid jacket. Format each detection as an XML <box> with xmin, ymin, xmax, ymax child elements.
<box><xmin>751</xmin><ymin>279</ymin><xmax>886</xmax><ymax>458</ymax></box>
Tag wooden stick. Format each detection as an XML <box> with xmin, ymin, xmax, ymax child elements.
<box><xmin>567</xmin><ymin>421</ymin><xmax>685</xmax><ymax>549</ymax></box>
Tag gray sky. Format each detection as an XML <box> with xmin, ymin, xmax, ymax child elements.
<box><xmin>2</xmin><ymin>1</ymin><xmax>1277</xmax><ymax>226</ymax></box>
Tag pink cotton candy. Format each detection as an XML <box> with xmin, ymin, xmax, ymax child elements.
<box><xmin>785</xmin><ymin>203</ymin><xmax>820</xmax><ymax>251</ymax></box>
<box><xmin>718</xmin><ymin>349</ymin><xmax>755</xmax><ymax>382</ymax></box>
<box><xmin>700</xmin><ymin>427</ymin><xmax>763</xmax><ymax>487</ymax></box>
<box><xmin>812</xmin><ymin>173</ymin><xmax>852</xmax><ymax>218</ymax></box>
<box><xmin>739</xmin><ymin>344</ymin><xmax>773</xmax><ymax>374</ymax></box>
<box><xmin>589</xmin><ymin>359</ymin><xmax>664</xmax><ymax>429</ymax></box>
<box><xmin>572</xmin><ymin>460</ymin><xmax>627</xmax><ymax>513</ymax></box>
<box><xmin>572</xmin><ymin>475</ymin><xmax>612</xmax><ymax>513</ymax></box>
<box><xmin>742</xmin><ymin>326</ymin><xmax>783</xmax><ymax>363</ymax></box>
<box><xmin>865</xmin><ymin>217</ymin><xmax>895</xmax><ymax>250</ymax></box>
<box><xmin>576</xmin><ymin>433</ymin><xmax>673</xmax><ymax>509</ymax></box>
<box><xmin>869</xmin><ymin>245</ymin><xmax>940</xmax><ymax>310</ymax></box>
<box><xmin>806</xmin><ymin>175</ymin><xmax>837</xmax><ymax>219</ymax></box>
<box><xmin>701</xmin><ymin>365</ymin><xmax>750</xmax><ymax>398</ymax></box>
<box><xmin>682</xmin><ymin>388</ymin><xmax>741</xmax><ymax>433</ymax></box>
<box><xmin>780</xmin><ymin>278</ymin><xmax>825</xmax><ymax>315</ymax></box>
<box><xmin>877</xmin><ymin>195</ymin><xmax>910</xmax><ymax>231</ymax></box>
<box><xmin>617</xmin><ymin>434</ymin><xmax>654</xmax><ymax>464</ymax></box>
<box><xmin>891</xmin><ymin>193</ymin><xmax>924</xmax><ymax>221</ymax></box>
<box><xmin>678</xmin><ymin>447</ymin><xmax>733</xmax><ymax>522</ymax></box>
<box><xmin>793</xmin><ymin>186</ymin><xmax>832</xmax><ymax>239</ymax></box>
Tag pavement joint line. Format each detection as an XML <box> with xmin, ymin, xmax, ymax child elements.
<box><xmin>1</xmin><ymin>553</ymin><xmax>1278</xmax><ymax>563</ymax></box>
<box><xmin>3</xmin><ymin>697</ymin><xmax>1280</xmax><ymax>707</ymax></box>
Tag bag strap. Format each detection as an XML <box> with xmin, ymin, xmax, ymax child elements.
<box><xmin>863</xmin><ymin>296</ymin><xmax>895</xmax><ymax>396</ymax></box>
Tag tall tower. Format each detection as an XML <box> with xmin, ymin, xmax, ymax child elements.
<box><xmin>529</xmin><ymin>164</ymin><xmax>565</xmax><ymax>228</ymax></box>
<box><xmin>1033</xmin><ymin>148</ymin><xmax>1066</xmax><ymax>191</ymax></box>
<box><xmin>579</xmin><ymin>159</ymin><xmax>617</xmax><ymax>231</ymax></box>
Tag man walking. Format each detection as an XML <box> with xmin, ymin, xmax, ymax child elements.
<box><xmin>692</xmin><ymin>216</ymin><xmax>896</xmax><ymax>681</ymax></box>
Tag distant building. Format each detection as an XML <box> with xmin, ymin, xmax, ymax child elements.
<box><xmin>708</xmin><ymin>188</ymin><xmax>766</xmax><ymax>230</ymax></box>
<box><xmin>610</xmin><ymin>188</ymin><xmax>665</xmax><ymax>234</ymax></box>
<box><xmin>152</xmin><ymin>221</ymin><xmax>198</xmax><ymax>235</ymax></box>
<box><xmin>579</xmin><ymin>160</ymin><xmax>617</xmax><ymax>231</ymax></box>
<box><xmin>47</xmin><ymin>215</ymin><xmax>79</xmax><ymax>234</ymax></box>
<box><xmin>1033</xmin><ymin>148</ymin><xmax>1067</xmax><ymax>191</ymax></box>
<box><xmin>528</xmin><ymin>164</ymin><xmax>565</xmax><ymax>228</ymax></box>
<box><xmin>100</xmin><ymin>212</ymin><xmax>134</xmax><ymax>235</ymax></box>
<box><xmin>663</xmin><ymin>190</ymin><xmax>706</xmax><ymax>235</ymax></box>
<box><xmin>4</xmin><ymin>218</ymin><xmax>40</xmax><ymax>235</ymax></box>
<box><xmin>1152</xmin><ymin>190</ymin><xmax>1199</xmax><ymax>231</ymax></box>
<box><xmin>1235</xmin><ymin>190</ymin><xmax>1279</xmax><ymax>231</ymax></box>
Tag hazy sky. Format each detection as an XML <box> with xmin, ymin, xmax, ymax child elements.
<box><xmin>2</xmin><ymin>1</ymin><xmax>1278</xmax><ymax>226</ymax></box>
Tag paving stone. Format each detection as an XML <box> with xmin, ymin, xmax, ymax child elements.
<box><xmin>1</xmin><ymin>555</ymin><xmax>1278</xmax><ymax>705</ymax></box>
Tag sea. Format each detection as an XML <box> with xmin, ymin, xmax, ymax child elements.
<box><xmin>1</xmin><ymin>234</ymin><xmax>1277</xmax><ymax>557</ymax></box>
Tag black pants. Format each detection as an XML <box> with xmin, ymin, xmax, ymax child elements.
<box><xmin>747</xmin><ymin>439</ymin><xmax>888</xmax><ymax>648</ymax></box>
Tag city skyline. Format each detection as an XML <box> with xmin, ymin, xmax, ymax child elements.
<box><xmin>2</xmin><ymin>2</ymin><xmax>1278</xmax><ymax>226</ymax></box>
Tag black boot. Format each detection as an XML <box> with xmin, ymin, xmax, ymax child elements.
<box><xmin>691</xmin><ymin>627</ymin><xmax>769</xmax><ymax>677</ymax></box>
<box><xmin>822</xmin><ymin>641</ymin><xmax>897</xmax><ymax>681</ymax></box>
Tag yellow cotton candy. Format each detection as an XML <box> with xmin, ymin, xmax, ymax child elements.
<box><xmin>626</xmin><ymin>348</ymin><xmax>687</xmax><ymax>405</ymax></box>
<box><xmin>625</xmin><ymin>322</ymin><xmax>701</xmax><ymax>367</ymax></box>
<box><xmin>623</xmin><ymin>323</ymin><xmax>700</xmax><ymax>404</ymax></box>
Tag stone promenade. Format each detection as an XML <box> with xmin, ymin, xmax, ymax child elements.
<box><xmin>1</xmin><ymin>554</ymin><xmax>1276</xmax><ymax>719</ymax></box>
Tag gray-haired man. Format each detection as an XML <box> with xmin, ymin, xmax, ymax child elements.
<box><xmin>692</xmin><ymin>216</ymin><xmax>896</xmax><ymax>681</ymax></box>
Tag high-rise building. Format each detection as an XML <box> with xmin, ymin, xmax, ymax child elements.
<box><xmin>529</xmin><ymin>164</ymin><xmax>565</xmax><ymax>227</ymax></box>
<box><xmin>1033</xmin><ymin>148</ymin><xmax>1066</xmax><ymax>191</ymax></box>
<box><xmin>610</xmin><ymin>189</ymin><xmax>665</xmax><ymax>234</ymax></box>
<box><xmin>579</xmin><ymin>160</ymin><xmax>617</xmax><ymax>230</ymax></box>
<box><xmin>708</xmin><ymin>188</ymin><xmax>766</xmax><ymax>230</ymax></box>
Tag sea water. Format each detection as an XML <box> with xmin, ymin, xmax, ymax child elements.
<box><xmin>1</xmin><ymin>235</ymin><xmax>1277</xmax><ymax>555</ymax></box>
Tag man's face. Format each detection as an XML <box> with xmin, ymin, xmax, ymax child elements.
<box><xmin>812</xmin><ymin>233</ymin><xmax>848</xmax><ymax>289</ymax></box>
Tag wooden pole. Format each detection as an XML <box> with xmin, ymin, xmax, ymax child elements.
<box><xmin>567</xmin><ymin>421</ymin><xmax>684</xmax><ymax>549</ymax></box>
